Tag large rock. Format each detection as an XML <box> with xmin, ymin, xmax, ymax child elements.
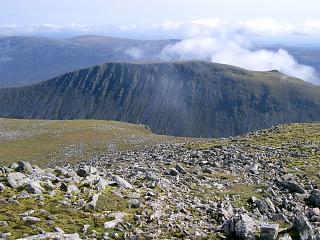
<box><xmin>112</xmin><ymin>175</ymin><xmax>133</xmax><ymax>189</ymax></box>
<box><xmin>279</xmin><ymin>180</ymin><xmax>305</xmax><ymax>194</ymax></box>
<box><xmin>260</xmin><ymin>223</ymin><xmax>279</xmax><ymax>240</ymax></box>
<box><xmin>278</xmin><ymin>234</ymin><xmax>292</xmax><ymax>240</ymax></box>
<box><xmin>7</xmin><ymin>172</ymin><xmax>30</xmax><ymax>189</ymax></box>
<box><xmin>307</xmin><ymin>190</ymin><xmax>320</xmax><ymax>208</ymax></box>
<box><xmin>77</xmin><ymin>166</ymin><xmax>97</xmax><ymax>178</ymax></box>
<box><xmin>26</xmin><ymin>181</ymin><xmax>45</xmax><ymax>194</ymax></box>
<box><xmin>17</xmin><ymin>233</ymin><xmax>81</xmax><ymax>240</ymax></box>
<box><xmin>294</xmin><ymin>215</ymin><xmax>315</xmax><ymax>240</ymax></box>
<box><xmin>21</xmin><ymin>216</ymin><xmax>41</xmax><ymax>224</ymax></box>
<box><xmin>16</xmin><ymin>161</ymin><xmax>33</xmax><ymax>174</ymax></box>
<box><xmin>223</xmin><ymin>214</ymin><xmax>258</xmax><ymax>239</ymax></box>
<box><xmin>96</xmin><ymin>178</ymin><xmax>108</xmax><ymax>191</ymax></box>
<box><xmin>0</xmin><ymin>183</ymin><xmax>5</xmax><ymax>192</ymax></box>
<box><xmin>86</xmin><ymin>193</ymin><xmax>100</xmax><ymax>211</ymax></box>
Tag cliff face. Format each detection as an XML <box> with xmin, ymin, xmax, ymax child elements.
<box><xmin>1</xmin><ymin>61</ymin><xmax>320</xmax><ymax>137</ymax></box>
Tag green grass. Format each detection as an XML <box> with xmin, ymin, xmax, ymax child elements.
<box><xmin>0</xmin><ymin>118</ymin><xmax>187</xmax><ymax>167</ymax></box>
<box><xmin>0</xmin><ymin>186</ymin><xmax>137</xmax><ymax>239</ymax></box>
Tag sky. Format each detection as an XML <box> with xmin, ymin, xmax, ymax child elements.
<box><xmin>1</xmin><ymin>0</ymin><xmax>320</xmax><ymax>26</ymax></box>
<box><xmin>1</xmin><ymin>0</ymin><xmax>320</xmax><ymax>42</ymax></box>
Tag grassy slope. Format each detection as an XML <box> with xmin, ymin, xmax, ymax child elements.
<box><xmin>0</xmin><ymin>118</ymin><xmax>185</xmax><ymax>167</ymax></box>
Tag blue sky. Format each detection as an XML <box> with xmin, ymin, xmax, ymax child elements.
<box><xmin>1</xmin><ymin>0</ymin><xmax>320</xmax><ymax>26</ymax></box>
<box><xmin>1</xmin><ymin>0</ymin><xmax>320</xmax><ymax>41</ymax></box>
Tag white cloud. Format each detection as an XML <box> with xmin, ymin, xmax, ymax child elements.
<box><xmin>125</xmin><ymin>47</ymin><xmax>143</xmax><ymax>59</ymax></box>
<box><xmin>2</xmin><ymin>18</ymin><xmax>320</xmax><ymax>38</ymax></box>
<box><xmin>161</xmin><ymin>37</ymin><xmax>317</xmax><ymax>83</ymax></box>
<box><xmin>239</xmin><ymin>19</ymin><xmax>296</xmax><ymax>35</ymax></box>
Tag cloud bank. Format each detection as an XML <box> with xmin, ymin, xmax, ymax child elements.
<box><xmin>2</xmin><ymin>18</ymin><xmax>320</xmax><ymax>38</ymax></box>
<box><xmin>161</xmin><ymin>37</ymin><xmax>317</xmax><ymax>83</ymax></box>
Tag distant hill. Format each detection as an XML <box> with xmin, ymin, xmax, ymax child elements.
<box><xmin>0</xmin><ymin>61</ymin><xmax>320</xmax><ymax>137</ymax></box>
<box><xmin>2</xmin><ymin>35</ymin><xmax>320</xmax><ymax>88</ymax></box>
<box><xmin>0</xmin><ymin>35</ymin><xmax>176</xmax><ymax>87</ymax></box>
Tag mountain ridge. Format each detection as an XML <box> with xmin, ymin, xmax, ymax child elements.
<box><xmin>0</xmin><ymin>60</ymin><xmax>320</xmax><ymax>137</ymax></box>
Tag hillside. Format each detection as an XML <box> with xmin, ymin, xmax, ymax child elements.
<box><xmin>1</xmin><ymin>61</ymin><xmax>320</xmax><ymax>137</ymax></box>
<box><xmin>1</xmin><ymin>122</ymin><xmax>320</xmax><ymax>239</ymax></box>
<box><xmin>0</xmin><ymin>35</ymin><xmax>176</xmax><ymax>87</ymax></box>
<box><xmin>0</xmin><ymin>118</ymin><xmax>185</xmax><ymax>167</ymax></box>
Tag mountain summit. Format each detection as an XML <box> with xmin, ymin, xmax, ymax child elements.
<box><xmin>0</xmin><ymin>61</ymin><xmax>320</xmax><ymax>137</ymax></box>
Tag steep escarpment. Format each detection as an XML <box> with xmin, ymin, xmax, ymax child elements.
<box><xmin>0</xmin><ymin>61</ymin><xmax>320</xmax><ymax>137</ymax></box>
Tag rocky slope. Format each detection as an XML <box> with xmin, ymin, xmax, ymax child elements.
<box><xmin>1</xmin><ymin>61</ymin><xmax>320</xmax><ymax>137</ymax></box>
<box><xmin>1</xmin><ymin>123</ymin><xmax>320</xmax><ymax>239</ymax></box>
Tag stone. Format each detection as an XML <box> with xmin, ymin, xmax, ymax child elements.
<box><xmin>96</xmin><ymin>178</ymin><xmax>108</xmax><ymax>190</ymax></box>
<box><xmin>294</xmin><ymin>215</ymin><xmax>315</xmax><ymax>240</ymax></box>
<box><xmin>67</xmin><ymin>184</ymin><xmax>80</xmax><ymax>195</ymax></box>
<box><xmin>83</xmin><ymin>224</ymin><xmax>90</xmax><ymax>234</ymax></box>
<box><xmin>280</xmin><ymin>180</ymin><xmax>305</xmax><ymax>194</ymax></box>
<box><xmin>112</xmin><ymin>175</ymin><xmax>133</xmax><ymax>189</ymax></box>
<box><xmin>7</xmin><ymin>172</ymin><xmax>30</xmax><ymax>189</ymax></box>
<box><xmin>16</xmin><ymin>161</ymin><xmax>33</xmax><ymax>174</ymax></box>
<box><xmin>0</xmin><ymin>182</ymin><xmax>5</xmax><ymax>192</ymax></box>
<box><xmin>77</xmin><ymin>166</ymin><xmax>97</xmax><ymax>177</ymax></box>
<box><xmin>86</xmin><ymin>193</ymin><xmax>100</xmax><ymax>211</ymax></box>
<box><xmin>169</xmin><ymin>168</ymin><xmax>179</xmax><ymax>176</ymax></box>
<box><xmin>260</xmin><ymin>223</ymin><xmax>279</xmax><ymax>240</ymax></box>
<box><xmin>128</xmin><ymin>199</ymin><xmax>140</xmax><ymax>208</ymax></box>
<box><xmin>223</xmin><ymin>214</ymin><xmax>258</xmax><ymax>239</ymax></box>
<box><xmin>54</xmin><ymin>226</ymin><xmax>64</xmax><ymax>233</ymax></box>
<box><xmin>60</xmin><ymin>182</ymin><xmax>69</xmax><ymax>192</ymax></box>
<box><xmin>249</xmin><ymin>163</ymin><xmax>259</xmax><ymax>174</ymax></box>
<box><xmin>128</xmin><ymin>192</ymin><xmax>140</xmax><ymax>199</ymax></box>
<box><xmin>16</xmin><ymin>233</ymin><xmax>81</xmax><ymax>240</ymax></box>
<box><xmin>21</xmin><ymin>216</ymin><xmax>41</xmax><ymax>224</ymax></box>
<box><xmin>255</xmin><ymin>198</ymin><xmax>275</xmax><ymax>214</ymax></box>
<box><xmin>0</xmin><ymin>221</ymin><xmax>8</xmax><ymax>227</ymax></box>
<box><xmin>278</xmin><ymin>234</ymin><xmax>293</xmax><ymax>240</ymax></box>
<box><xmin>77</xmin><ymin>168</ymin><xmax>89</xmax><ymax>178</ymax></box>
<box><xmin>175</xmin><ymin>164</ymin><xmax>187</xmax><ymax>174</ymax></box>
<box><xmin>104</xmin><ymin>220</ymin><xmax>119</xmax><ymax>229</ymax></box>
<box><xmin>26</xmin><ymin>181</ymin><xmax>45</xmax><ymax>194</ymax></box>
<box><xmin>203</xmin><ymin>167</ymin><xmax>213</xmax><ymax>174</ymax></box>
<box><xmin>307</xmin><ymin>190</ymin><xmax>320</xmax><ymax>208</ymax></box>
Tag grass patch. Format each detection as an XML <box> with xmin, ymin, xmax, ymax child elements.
<box><xmin>0</xmin><ymin>118</ymin><xmax>188</xmax><ymax>167</ymax></box>
<box><xmin>0</xmin><ymin>186</ymin><xmax>136</xmax><ymax>239</ymax></box>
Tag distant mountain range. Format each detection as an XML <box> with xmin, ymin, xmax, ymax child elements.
<box><xmin>0</xmin><ymin>35</ymin><xmax>176</xmax><ymax>87</ymax></box>
<box><xmin>1</xmin><ymin>61</ymin><xmax>319</xmax><ymax>137</ymax></box>
<box><xmin>1</xmin><ymin>35</ymin><xmax>320</xmax><ymax>88</ymax></box>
